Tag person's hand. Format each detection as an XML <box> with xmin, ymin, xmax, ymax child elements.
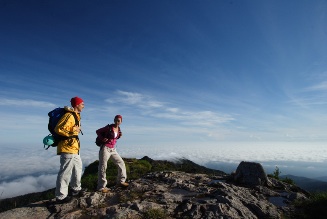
<box><xmin>73</xmin><ymin>125</ymin><xmax>81</xmax><ymax>133</ymax></box>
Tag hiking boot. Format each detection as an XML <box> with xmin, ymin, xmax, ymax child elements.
<box><xmin>118</xmin><ymin>182</ymin><xmax>129</xmax><ymax>187</ymax></box>
<box><xmin>56</xmin><ymin>196</ymin><xmax>73</xmax><ymax>204</ymax></box>
<box><xmin>98</xmin><ymin>187</ymin><xmax>110</xmax><ymax>193</ymax></box>
<box><xmin>71</xmin><ymin>188</ymin><xmax>87</xmax><ymax>196</ymax></box>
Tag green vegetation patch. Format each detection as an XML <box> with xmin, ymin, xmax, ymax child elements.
<box><xmin>143</xmin><ymin>208</ymin><xmax>168</xmax><ymax>219</ymax></box>
<box><xmin>291</xmin><ymin>191</ymin><xmax>327</xmax><ymax>219</ymax></box>
<box><xmin>81</xmin><ymin>158</ymin><xmax>152</xmax><ymax>191</ymax></box>
<box><xmin>268</xmin><ymin>166</ymin><xmax>294</xmax><ymax>185</ymax></box>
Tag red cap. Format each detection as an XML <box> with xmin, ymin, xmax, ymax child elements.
<box><xmin>71</xmin><ymin>96</ymin><xmax>84</xmax><ymax>107</ymax></box>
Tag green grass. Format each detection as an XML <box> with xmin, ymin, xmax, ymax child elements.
<box><xmin>143</xmin><ymin>208</ymin><xmax>168</xmax><ymax>219</ymax></box>
<box><xmin>81</xmin><ymin>158</ymin><xmax>153</xmax><ymax>191</ymax></box>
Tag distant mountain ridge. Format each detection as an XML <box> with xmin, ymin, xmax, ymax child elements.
<box><xmin>314</xmin><ymin>176</ymin><xmax>327</xmax><ymax>182</ymax></box>
<box><xmin>281</xmin><ymin>174</ymin><xmax>327</xmax><ymax>192</ymax></box>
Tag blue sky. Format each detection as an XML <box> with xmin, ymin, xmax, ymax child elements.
<box><xmin>1</xmin><ymin>0</ymin><xmax>327</xmax><ymax>144</ymax></box>
<box><xmin>1</xmin><ymin>0</ymin><xmax>327</xmax><ymax>198</ymax></box>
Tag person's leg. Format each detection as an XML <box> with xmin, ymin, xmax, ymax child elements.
<box><xmin>110</xmin><ymin>149</ymin><xmax>127</xmax><ymax>184</ymax></box>
<box><xmin>97</xmin><ymin>147</ymin><xmax>111</xmax><ymax>190</ymax></box>
<box><xmin>55</xmin><ymin>153</ymin><xmax>74</xmax><ymax>200</ymax></box>
<box><xmin>70</xmin><ymin>154</ymin><xmax>82</xmax><ymax>192</ymax></box>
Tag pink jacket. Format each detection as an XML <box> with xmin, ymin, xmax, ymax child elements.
<box><xmin>96</xmin><ymin>124</ymin><xmax>121</xmax><ymax>148</ymax></box>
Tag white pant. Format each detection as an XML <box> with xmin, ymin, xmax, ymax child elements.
<box><xmin>55</xmin><ymin>153</ymin><xmax>82</xmax><ymax>200</ymax></box>
<box><xmin>97</xmin><ymin>147</ymin><xmax>127</xmax><ymax>190</ymax></box>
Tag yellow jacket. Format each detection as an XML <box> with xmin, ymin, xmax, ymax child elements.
<box><xmin>54</xmin><ymin>106</ymin><xmax>81</xmax><ymax>155</ymax></box>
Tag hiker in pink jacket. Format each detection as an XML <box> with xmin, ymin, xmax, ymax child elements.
<box><xmin>96</xmin><ymin>115</ymin><xmax>128</xmax><ymax>193</ymax></box>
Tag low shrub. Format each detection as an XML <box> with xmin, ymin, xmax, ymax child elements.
<box><xmin>143</xmin><ymin>208</ymin><xmax>168</xmax><ymax>219</ymax></box>
<box><xmin>291</xmin><ymin>191</ymin><xmax>327</xmax><ymax>219</ymax></box>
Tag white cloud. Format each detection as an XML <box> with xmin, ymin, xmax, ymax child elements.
<box><xmin>106</xmin><ymin>90</ymin><xmax>235</xmax><ymax>127</ymax></box>
<box><xmin>116</xmin><ymin>90</ymin><xmax>145</xmax><ymax>104</ymax></box>
<box><xmin>0</xmin><ymin>150</ymin><xmax>58</xmax><ymax>180</ymax></box>
<box><xmin>110</xmin><ymin>90</ymin><xmax>165</xmax><ymax>109</ymax></box>
<box><xmin>167</xmin><ymin>108</ymin><xmax>179</xmax><ymax>113</ymax></box>
<box><xmin>306</xmin><ymin>81</ymin><xmax>327</xmax><ymax>91</ymax></box>
<box><xmin>0</xmin><ymin>147</ymin><xmax>99</xmax><ymax>199</ymax></box>
<box><xmin>289</xmin><ymin>95</ymin><xmax>327</xmax><ymax>107</ymax></box>
<box><xmin>0</xmin><ymin>98</ymin><xmax>55</xmax><ymax>108</ymax></box>
<box><xmin>0</xmin><ymin>174</ymin><xmax>57</xmax><ymax>199</ymax></box>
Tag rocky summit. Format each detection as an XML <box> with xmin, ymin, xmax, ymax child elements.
<box><xmin>0</xmin><ymin>161</ymin><xmax>309</xmax><ymax>219</ymax></box>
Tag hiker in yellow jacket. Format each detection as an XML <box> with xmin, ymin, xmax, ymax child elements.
<box><xmin>54</xmin><ymin>96</ymin><xmax>84</xmax><ymax>204</ymax></box>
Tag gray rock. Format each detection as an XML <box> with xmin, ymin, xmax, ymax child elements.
<box><xmin>0</xmin><ymin>164</ymin><xmax>309</xmax><ymax>219</ymax></box>
<box><xmin>234</xmin><ymin>161</ymin><xmax>269</xmax><ymax>186</ymax></box>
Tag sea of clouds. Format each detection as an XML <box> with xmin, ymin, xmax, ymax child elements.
<box><xmin>1</xmin><ymin>141</ymin><xmax>327</xmax><ymax>199</ymax></box>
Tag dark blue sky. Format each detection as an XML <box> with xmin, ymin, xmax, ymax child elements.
<box><xmin>1</xmin><ymin>0</ymin><xmax>327</xmax><ymax>143</ymax></box>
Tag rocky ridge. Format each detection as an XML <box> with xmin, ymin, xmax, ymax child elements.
<box><xmin>0</xmin><ymin>161</ymin><xmax>309</xmax><ymax>219</ymax></box>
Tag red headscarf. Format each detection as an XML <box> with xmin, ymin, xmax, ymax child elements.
<box><xmin>115</xmin><ymin>115</ymin><xmax>122</xmax><ymax>121</ymax></box>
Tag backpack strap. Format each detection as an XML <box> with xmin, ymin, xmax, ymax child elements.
<box><xmin>60</xmin><ymin>112</ymin><xmax>81</xmax><ymax>141</ymax></box>
<box><xmin>71</xmin><ymin>112</ymin><xmax>79</xmax><ymax>126</ymax></box>
<box><xmin>69</xmin><ymin>112</ymin><xmax>83</xmax><ymax>136</ymax></box>
<box><xmin>105</xmin><ymin>124</ymin><xmax>111</xmax><ymax>138</ymax></box>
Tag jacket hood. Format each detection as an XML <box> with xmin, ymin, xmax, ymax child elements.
<box><xmin>64</xmin><ymin>106</ymin><xmax>75</xmax><ymax>112</ymax></box>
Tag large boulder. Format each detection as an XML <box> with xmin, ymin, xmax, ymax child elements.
<box><xmin>234</xmin><ymin>161</ymin><xmax>269</xmax><ymax>187</ymax></box>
